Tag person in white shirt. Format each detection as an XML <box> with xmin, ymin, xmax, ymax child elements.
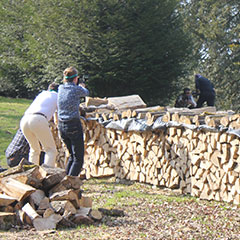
<box><xmin>20</xmin><ymin>82</ymin><xmax>59</xmax><ymax>167</ymax></box>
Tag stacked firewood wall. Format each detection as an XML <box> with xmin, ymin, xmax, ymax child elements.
<box><xmin>54</xmin><ymin>113</ymin><xmax>240</xmax><ymax>204</ymax></box>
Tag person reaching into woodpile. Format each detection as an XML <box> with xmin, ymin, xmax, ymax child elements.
<box><xmin>57</xmin><ymin>67</ymin><xmax>89</xmax><ymax>176</ymax></box>
<box><xmin>195</xmin><ymin>74</ymin><xmax>215</xmax><ymax>108</ymax></box>
<box><xmin>20</xmin><ymin>82</ymin><xmax>59</xmax><ymax>167</ymax></box>
<box><xmin>174</xmin><ymin>87</ymin><xmax>197</xmax><ymax>109</ymax></box>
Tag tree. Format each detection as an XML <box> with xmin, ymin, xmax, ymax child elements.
<box><xmin>181</xmin><ymin>0</ymin><xmax>240</xmax><ymax>110</ymax></box>
<box><xmin>0</xmin><ymin>0</ymin><xmax>194</xmax><ymax>106</ymax></box>
<box><xmin>78</xmin><ymin>0</ymin><xmax>194</xmax><ymax>105</ymax></box>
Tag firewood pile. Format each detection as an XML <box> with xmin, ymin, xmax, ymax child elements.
<box><xmin>53</xmin><ymin>96</ymin><xmax>240</xmax><ymax>205</ymax></box>
<box><xmin>0</xmin><ymin>161</ymin><xmax>103</xmax><ymax>231</ymax></box>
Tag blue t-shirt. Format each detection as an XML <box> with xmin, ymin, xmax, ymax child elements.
<box><xmin>57</xmin><ymin>82</ymin><xmax>89</xmax><ymax>121</ymax></box>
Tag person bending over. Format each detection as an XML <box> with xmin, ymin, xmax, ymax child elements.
<box><xmin>20</xmin><ymin>82</ymin><xmax>59</xmax><ymax>167</ymax></box>
<box><xmin>195</xmin><ymin>74</ymin><xmax>215</xmax><ymax>108</ymax></box>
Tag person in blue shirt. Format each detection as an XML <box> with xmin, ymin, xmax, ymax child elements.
<box><xmin>57</xmin><ymin>67</ymin><xmax>89</xmax><ymax>176</ymax></box>
<box><xmin>195</xmin><ymin>74</ymin><xmax>215</xmax><ymax>108</ymax></box>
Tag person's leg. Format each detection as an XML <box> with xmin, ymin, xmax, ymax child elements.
<box><xmin>67</xmin><ymin>122</ymin><xmax>84</xmax><ymax>176</ymax></box>
<box><xmin>196</xmin><ymin>94</ymin><xmax>206</xmax><ymax>108</ymax></box>
<box><xmin>20</xmin><ymin>115</ymin><xmax>41</xmax><ymax>165</ymax></box>
<box><xmin>58</xmin><ymin>121</ymin><xmax>74</xmax><ymax>174</ymax></box>
<box><xmin>62</xmin><ymin>137</ymin><xmax>74</xmax><ymax>174</ymax></box>
<box><xmin>206</xmin><ymin>94</ymin><xmax>215</xmax><ymax>106</ymax></box>
<box><xmin>30</xmin><ymin>115</ymin><xmax>57</xmax><ymax>167</ymax></box>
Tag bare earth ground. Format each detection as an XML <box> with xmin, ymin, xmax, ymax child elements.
<box><xmin>0</xmin><ymin>177</ymin><xmax>240</xmax><ymax>240</ymax></box>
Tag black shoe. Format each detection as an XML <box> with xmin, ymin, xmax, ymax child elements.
<box><xmin>0</xmin><ymin>167</ymin><xmax>7</xmax><ymax>173</ymax></box>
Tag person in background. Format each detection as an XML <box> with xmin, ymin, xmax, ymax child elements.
<box><xmin>20</xmin><ymin>82</ymin><xmax>59</xmax><ymax>167</ymax></box>
<box><xmin>175</xmin><ymin>87</ymin><xmax>197</xmax><ymax>109</ymax></box>
<box><xmin>57</xmin><ymin>66</ymin><xmax>89</xmax><ymax>176</ymax></box>
<box><xmin>5</xmin><ymin>128</ymin><xmax>45</xmax><ymax>167</ymax></box>
<box><xmin>195</xmin><ymin>74</ymin><xmax>215</xmax><ymax>108</ymax></box>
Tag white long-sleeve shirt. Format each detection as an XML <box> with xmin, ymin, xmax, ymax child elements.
<box><xmin>25</xmin><ymin>90</ymin><xmax>58</xmax><ymax>121</ymax></box>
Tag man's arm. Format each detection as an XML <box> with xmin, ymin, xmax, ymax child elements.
<box><xmin>188</xmin><ymin>95</ymin><xmax>197</xmax><ymax>108</ymax></box>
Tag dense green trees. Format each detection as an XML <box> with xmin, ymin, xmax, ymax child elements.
<box><xmin>0</xmin><ymin>0</ymin><xmax>238</xmax><ymax>109</ymax></box>
<box><xmin>181</xmin><ymin>0</ymin><xmax>240</xmax><ymax>110</ymax></box>
<box><xmin>0</xmin><ymin>0</ymin><xmax>193</xmax><ymax>105</ymax></box>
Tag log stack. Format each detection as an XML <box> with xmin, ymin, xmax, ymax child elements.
<box><xmin>0</xmin><ymin>162</ymin><xmax>102</xmax><ymax>231</ymax></box>
<box><xmin>52</xmin><ymin>97</ymin><xmax>240</xmax><ymax>205</ymax></box>
<box><xmin>81</xmin><ymin>115</ymin><xmax>240</xmax><ymax>205</ymax></box>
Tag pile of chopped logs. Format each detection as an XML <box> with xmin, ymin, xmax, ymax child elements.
<box><xmin>53</xmin><ymin>96</ymin><xmax>240</xmax><ymax>205</ymax></box>
<box><xmin>0</xmin><ymin>161</ymin><xmax>103</xmax><ymax>231</ymax></box>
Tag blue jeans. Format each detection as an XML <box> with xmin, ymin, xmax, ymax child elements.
<box><xmin>58</xmin><ymin>118</ymin><xmax>84</xmax><ymax>176</ymax></box>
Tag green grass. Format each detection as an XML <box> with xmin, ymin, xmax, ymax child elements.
<box><xmin>0</xmin><ymin>96</ymin><xmax>31</xmax><ymax>167</ymax></box>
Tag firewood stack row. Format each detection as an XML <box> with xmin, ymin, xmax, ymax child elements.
<box><xmin>74</xmin><ymin>112</ymin><xmax>240</xmax><ymax>204</ymax></box>
<box><xmin>53</xmin><ymin>95</ymin><xmax>240</xmax><ymax>204</ymax></box>
<box><xmin>165</xmin><ymin>128</ymin><xmax>240</xmax><ymax>204</ymax></box>
<box><xmin>0</xmin><ymin>162</ymin><xmax>101</xmax><ymax>231</ymax></box>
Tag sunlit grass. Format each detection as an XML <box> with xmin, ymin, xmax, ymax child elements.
<box><xmin>0</xmin><ymin>96</ymin><xmax>31</xmax><ymax>167</ymax></box>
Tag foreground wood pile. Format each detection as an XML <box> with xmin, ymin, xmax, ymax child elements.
<box><xmin>0</xmin><ymin>162</ymin><xmax>102</xmax><ymax>230</ymax></box>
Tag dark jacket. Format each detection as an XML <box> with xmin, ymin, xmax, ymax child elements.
<box><xmin>195</xmin><ymin>76</ymin><xmax>215</xmax><ymax>96</ymax></box>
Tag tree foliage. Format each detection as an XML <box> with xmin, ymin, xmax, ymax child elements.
<box><xmin>0</xmin><ymin>0</ymin><xmax>193</xmax><ymax>106</ymax></box>
<box><xmin>181</xmin><ymin>0</ymin><xmax>240</xmax><ymax>110</ymax></box>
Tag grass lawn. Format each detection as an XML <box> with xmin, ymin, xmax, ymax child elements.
<box><xmin>0</xmin><ymin>96</ymin><xmax>31</xmax><ymax>167</ymax></box>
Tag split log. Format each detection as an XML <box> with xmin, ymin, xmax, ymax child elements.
<box><xmin>29</xmin><ymin>190</ymin><xmax>46</xmax><ymax>207</ymax></box>
<box><xmin>0</xmin><ymin>160</ymin><xmax>35</xmax><ymax>179</ymax></box>
<box><xmin>0</xmin><ymin>178</ymin><xmax>36</xmax><ymax>201</ymax></box>
<box><xmin>108</xmin><ymin>95</ymin><xmax>146</xmax><ymax>110</ymax></box>
<box><xmin>85</xmin><ymin>96</ymin><xmax>108</xmax><ymax>107</ymax></box>
<box><xmin>43</xmin><ymin>208</ymin><xmax>55</xmax><ymax>218</ymax></box>
<box><xmin>38</xmin><ymin>197</ymin><xmax>51</xmax><ymax>210</ymax></box>
<box><xmin>39</xmin><ymin>165</ymin><xmax>66</xmax><ymax>190</ymax></box>
<box><xmin>98</xmin><ymin>208</ymin><xmax>125</xmax><ymax>217</ymax></box>
<box><xmin>220</xmin><ymin>116</ymin><xmax>230</xmax><ymax>127</ymax></box>
<box><xmin>33</xmin><ymin>213</ymin><xmax>62</xmax><ymax>231</ymax></box>
<box><xmin>0</xmin><ymin>193</ymin><xmax>17</xmax><ymax>207</ymax></box>
<box><xmin>10</xmin><ymin>166</ymin><xmax>44</xmax><ymax>188</ymax></box>
<box><xmin>48</xmin><ymin>175</ymin><xmax>83</xmax><ymax>193</ymax></box>
<box><xmin>50</xmin><ymin>200</ymin><xmax>76</xmax><ymax>216</ymax></box>
<box><xmin>70</xmin><ymin>207</ymin><xmax>93</xmax><ymax>225</ymax></box>
<box><xmin>49</xmin><ymin>189</ymin><xmax>79</xmax><ymax>208</ymax></box>
<box><xmin>71</xmin><ymin>215</ymin><xmax>94</xmax><ymax>225</ymax></box>
<box><xmin>79</xmin><ymin>196</ymin><xmax>93</xmax><ymax>208</ymax></box>
<box><xmin>16</xmin><ymin>209</ymin><xmax>32</xmax><ymax>226</ymax></box>
<box><xmin>89</xmin><ymin>209</ymin><xmax>102</xmax><ymax>221</ymax></box>
<box><xmin>22</xmin><ymin>203</ymin><xmax>40</xmax><ymax>222</ymax></box>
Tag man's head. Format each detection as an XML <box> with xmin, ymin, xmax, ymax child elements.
<box><xmin>183</xmin><ymin>87</ymin><xmax>191</xmax><ymax>95</ymax></box>
<box><xmin>195</xmin><ymin>74</ymin><xmax>202</xmax><ymax>80</ymax></box>
<box><xmin>48</xmin><ymin>82</ymin><xmax>59</xmax><ymax>92</ymax></box>
<box><xmin>63</xmin><ymin>67</ymin><xmax>78</xmax><ymax>83</ymax></box>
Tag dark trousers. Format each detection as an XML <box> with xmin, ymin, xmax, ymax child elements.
<box><xmin>58</xmin><ymin>118</ymin><xmax>84</xmax><ymax>176</ymax></box>
<box><xmin>197</xmin><ymin>92</ymin><xmax>215</xmax><ymax>108</ymax></box>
